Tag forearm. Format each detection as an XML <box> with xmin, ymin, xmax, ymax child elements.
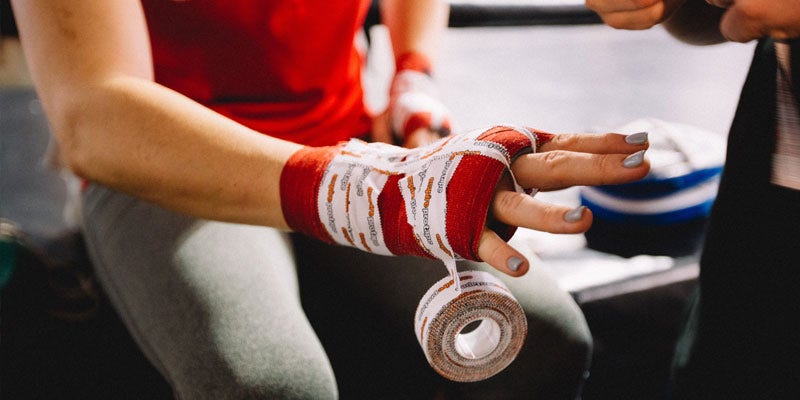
<box><xmin>663</xmin><ymin>0</ymin><xmax>727</xmax><ymax>45</ymax></box>
<box><xmin>12</xmin><ymin>0</ymin><xmax>302</xmax><ymax>228</ymax></box>
<box><xmin>56</xmin><ymin>75</ymin><xmax>301</xmax><ymax>228</ymax></box>
<box><xmin>380</xmin><ymin>0</ymin><xmax>449</xmax><ymax>60</ymax></box>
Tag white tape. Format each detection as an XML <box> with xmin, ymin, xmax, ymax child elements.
<box><xmin>414</xmin><ymin>270</ymin><xmax>527</xmax><ymax>382</ymax></box>
<box><xmin>314</xmin><ymin>129</ymin><xmax>536</xmax><ymax>381</ymax></box>
<box><xmin>318</xmin><ymin>127</ymin><xmax>536</xmax><ymax>292</ymax></box>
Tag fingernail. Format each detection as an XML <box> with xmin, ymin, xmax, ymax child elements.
<box><xmin>507</xmin><ymin>256</ymin><xmax>523</xmax><ymax>272</ymax></box>
<box><xmin>623</xmin><ymin>150</ymin><xmax>646</xmax><ymax>168</ymax></box>
<box><xmin>564</xmin><ymin>206</ymin><xmax>586</xmax><ymax>222</ymax></box>
<box><xmin>625</xmin><ymin>131</ymin><xmax>648</xmax><ymax>145</ymax></box>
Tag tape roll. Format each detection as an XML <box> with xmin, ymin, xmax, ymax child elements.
<box><xmin>414</xmin><ymin>270</ymin><xmax>527</xmax><ymax>382</ymax></box>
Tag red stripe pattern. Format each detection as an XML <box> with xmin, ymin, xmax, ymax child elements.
<box><xmin>279</xmin><ymin>126</ymin><xmax>551</xmax><ymax>262</ymax></box>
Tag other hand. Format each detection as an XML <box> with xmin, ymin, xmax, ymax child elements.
<box><xmin>706</xmin><ymin>0</ymin><xmax>800</xmax><ymax>42</ymax></box>
<box><xmin>585</xmin><ymin>0</ymin><xmax>688</xmax><ymax>30</ymax></box>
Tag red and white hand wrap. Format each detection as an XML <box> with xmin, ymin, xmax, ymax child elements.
<box><xmin>389</xmin><ymin>52</ymin><xmax>452</xmax><ymax>143</ymax></box>
<box><xmin>280</xmin><ymin>126</ymin><xmax>553</xmax><ymax>287</ymax></box>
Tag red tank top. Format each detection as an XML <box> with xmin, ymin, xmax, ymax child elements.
<box><xmin>140</xmin><ymin>0</ymin><xmax>372</xmax><ymax>146</ymax></box>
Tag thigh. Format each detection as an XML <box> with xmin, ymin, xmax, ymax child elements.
<box><xmin>294</xmin><ymin>235</ymin><xmax>591</xmax><ymax>400</ymax></box>
<box><xmin>82</xmin><ymin>185</ymin><xmax>337</xmax><ymax>400</ymax></box>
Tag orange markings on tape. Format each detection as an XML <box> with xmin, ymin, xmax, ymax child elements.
<box><xmin>359</xmin><ymin>232</ymin><xmax>372</xmax><ymax>252</ymax></box>
<box><xmin>424</xmin><ymin>177</ymin><xmax>434</xmax><ymax>208</ymax></box>
<box><xmin>407</xmin><ymin>177</ymin><xmax>416</xmax><ymax>200</ymax></box>
<box><xmin>342</xmin><ymin>227</ymin><xmax>355</xmax><ymax>246</ymax></box>
<box><xmin>372</xmin><ymin>167</ymin><xmax>400</xmax><ymax>176</ymax></box>
<box><xmin>340</xmin><ymin>150</ymin><xmax>362</xmax><ymax>158</ymax></box>
<box><xmin>436</xmin><ymin>234</ymin><xmax>453</xmax><ymax>257</ymax></box>
<box><xmin>345</xmin><ymin>183</ymin><xmax>351</xmax><ymax>213</ymax></box>
<box><xmin>367</xmin><ymin>187</ymin><xmax>375</xmax><ymax>217</ymax></box>
<box><xmin>437</xmin><ymin>279</ymin><xmax>455</xmax><ymax>292</ymax></box>
<box><xmin>448</xmin><ymin>150</ymin><xmax>480</xmax><ymax>160</ymax></box>
<box><xmin>327</xmin><ymin>174</ymin><xmax>338</xmax><ymax>203</ymax></box>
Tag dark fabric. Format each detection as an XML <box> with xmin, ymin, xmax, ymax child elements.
<box><xmin>0</xmin><ymin>0</ymin><xmax>17</xmax><ymax>37</ymax></box>
<box><xmin>671</xmin><ymin>38</ymin><xmax>800</xmax><ymax>399</ymax></box>
<box><xmin>292</xmin><ymin>233</ymin><xmax>593</xmax><ymax>400</ymax></box>
<box><xmin>792</xmin><ymin>40</ymin><xmax>800</xmax><ymax>100</ymax></box>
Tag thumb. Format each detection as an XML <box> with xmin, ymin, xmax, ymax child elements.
<box><xmin>477</xmin><ymin>227</ymin><xmax>529</xmax><ymax>277</ymax></box>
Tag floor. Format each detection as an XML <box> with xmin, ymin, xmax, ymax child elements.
<box><xmin>2</xmin><ymin>20</ymin><xmax>756</xmax><ymax>400</ymax></box>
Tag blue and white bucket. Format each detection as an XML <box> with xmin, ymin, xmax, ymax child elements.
<box><xmin>580</xmin><ymin>118</ymin><xmax>727</xmax><ymax>257</ymax></box>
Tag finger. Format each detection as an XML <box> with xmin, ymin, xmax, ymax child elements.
<box><xmin>512</xmin><ymin>150</ymin><xmax>650</xmax><ymax>191</ymax></box>
<box><xmin>492</xmin><ymin>190</ymin><xmax>593</xmax><ymax>233</ymax></box>
<box><xmin>720</xmin><ymin>2</ymin><xmax>800</xmax><ymax>43</ymax></box>
<box><xmin>592</xmin><ymin>5</ymin><xmax>668</xmax><ymax>30</ymax></box>
<box><xmin>538</xmin><ymin>132</ymin><xmax>649</xmax><ymax>154</ymax></box>
<box><xmin>719</xmin><ymin>6</ymin><xmax>771</xmax><ymax>42</ymax></box>
<box><xmin>585</xmin><ymin>0</ymin><xmax>661</xmax><ymax>14</ymax></box>
<box><xmin>477</xmin><ymin>227</ymin><xmax>529</xmax><ymax>277</ymax></box>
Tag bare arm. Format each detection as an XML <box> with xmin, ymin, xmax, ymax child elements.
<box><xmin>380</xmin><ymin>0</ymin><xmax>449</xmax><ymax>61</ymax></box>
<box><xmin>586</xmin><ymin>0</ymin><xmax>800</xmax><ymax>45</ymax></box>
<box><xmin>11</xmin><ymin>0</ymin><xmax>301</xmax><ymax>228</ymax></box>
<box><xmin>13</xmin><ymin>0</ymin><xmax>651</xmax><ymax>275</ymax></box>
<box><xmin>378</xmin><ymin>0</ymin><xmax>450</xmax><ymax>147</ymax></box>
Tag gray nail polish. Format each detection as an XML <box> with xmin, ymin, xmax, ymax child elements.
<box><xmin>507</xmin><ymin>256</ymin><xmax>523</xmax><ymax>272</ymax></box>
<box><xmin>564</xmin><ymin>206</ymin><xmax>586</xmax><ymax>222</ymax></box>
<box><xmin>625</xmin><ymin>131</ymin><xmax>648</xmax><ymax>145</ymax></box>
<box><xmin>623</xmin><ymin>150</ymin><xmax>646</xmax><ymax>168</ymax></box>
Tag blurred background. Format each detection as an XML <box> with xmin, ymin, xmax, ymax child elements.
<box><xmin>2</xmin><ymin>1</ymin><xmax>757</xmax><ymax>399</ymax></box>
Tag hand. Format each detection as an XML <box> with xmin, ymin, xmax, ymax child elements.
<box><xmin>371</xmin><ymin>112</ymin><xmax>444</xmax><ymax>148</ymax></box>
<box><xmin>706</xmin><ymin>0</ymin><xmax>800</xmax><ymax>42</ymax></box>
<box><xmin>585</xmin><ymin>0</ymin><xmax>688</xmax><ymax>29</ymax></box>
<box><xmin>388</xmin><ymin>52</ymin><xmax>452</xmax><ymax>148</ymax></box>
<box><xmin>478</xmin><ymin>131</ymin><xmax>650</xmax><ymax>276</ymax></box>
<box><xmin>282</xmin><ymin>126</ymin><xmax>650</xmax><ymax>278</ymax></box>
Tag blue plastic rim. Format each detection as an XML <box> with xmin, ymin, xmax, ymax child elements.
<box><xmin>580</xmin><ymin>194</ymin><xmax>716</xmax><ymax>225</ymax></box>
<box><xmin>590</xmin><ymin>167</ymin><xmax>723</xmax><ymax>200</ymax></box>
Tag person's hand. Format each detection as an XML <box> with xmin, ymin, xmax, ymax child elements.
<box><xmin>371</xmin><ymin>111</ymin><xmax>443</xmax><ymax>148</ymax></box>
<box><xmin>479</xmin><ymin>130</ymin><xmax>650</xmax><ymax>276</ymax></box>
<box><xmin>387</xmin><ymin>52</ymin><xmax>452</xmax><ymax>148</ymax></box>
<box><xmin>585</xmin><ymin>0</ymin><xmax>688</xmax><ymax>30</ymax></box>
<box><xmin>706</xmin><ymin>0</ymin><xmax>800</xmax><ymax>42</ymax></box>
<box><xmin>280</xmin><ymin>126</ymin><xmax>649</xmax><ymax>277</ymax></box>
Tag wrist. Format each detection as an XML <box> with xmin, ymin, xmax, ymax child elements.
<box><xmin>395</xmin><ymin>51</ymin><xmax>433</xmax><ymax>75</ymax></box>
<box><xmin>390</xmin><ymin>51</ymin><xmax>451</xmax><ymax>142</ymax></box>
<box><xmin>279</xmin><ymin>145</ymin><xmax>340</xmax><ymax>241</ymax></box>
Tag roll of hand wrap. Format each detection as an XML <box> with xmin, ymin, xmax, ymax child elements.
<box><xmin>414</xmin><ymin>270</ymin><xmax>527</xmax><ymax>382</ymax></box>
<box><xmin>280</xmin><ymin>126</ymin><xmax>549</xmax><ymax>380</ymax></box>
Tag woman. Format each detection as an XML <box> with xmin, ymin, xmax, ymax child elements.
<box><xmin>10</xmin><ymin>1</ymin><xmax>649</xmax><ymax>398</ymax></box>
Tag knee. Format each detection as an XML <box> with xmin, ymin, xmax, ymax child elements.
<box><xmin>223</xmin><ymin>363</ymin><xmax>339</xmax><ymax>400</ymax></box>
<box><xmin>517</xmin><ymin>312</ymin><xmax>593</xmax><ymax>399</ymax></box>
<box><xmin>542</xmin><ymin>310</ymin><xmax>593</xmax><ymax>373</ymax></box>
<box><xmin>171</xmin><ymin>349</ymin><xmax>339</xmax><ymax>400</ymax></box>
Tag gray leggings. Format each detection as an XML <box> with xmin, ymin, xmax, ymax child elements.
<box><xmin>82</xmin><ymin>184</ymin><xmax>592</xmax><ymax>400</ymax></box>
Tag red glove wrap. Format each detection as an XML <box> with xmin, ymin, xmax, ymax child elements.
<box><xmin>279</xmin><ymin>126</ymin><xmax>553</xmax><ymax>262</ymax></box>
